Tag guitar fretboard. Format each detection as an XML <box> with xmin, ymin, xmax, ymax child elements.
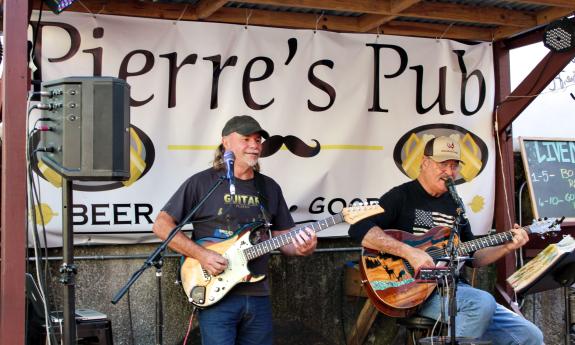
<box><xmin>428</xmin><ymin>226</ymin><xmax>532</xmax><ymax>260</ymax></box>
<box><xmin>244</xmin><ymin>213</ymin><xmax>344</xmax><ymax>260</ymax></box>
<box><xmin>455</xmin><ymin>231</ymin><xmax>514</xmax><ymax>257</ymax></box>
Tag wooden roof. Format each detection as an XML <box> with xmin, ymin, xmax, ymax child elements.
<box><xmin>32</xmin><ymin>0</ymin><xmax>575</xmax><ymax>42</ymax></box>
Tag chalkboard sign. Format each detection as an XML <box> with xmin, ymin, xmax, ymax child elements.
<box><xmin>520</xmin><ymin>137</ymin><xmax>575</xmax><ymax>222</ymax></box>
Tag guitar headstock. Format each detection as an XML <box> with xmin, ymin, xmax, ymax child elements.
<box><xmin>527</xmin><ymin>217</ymin><xmax>565</xmax><ymax>236</ymax></box>
<box><xmin>342</xmin><ymin>204</ymin><xmax>384</xmax><ymax>224</ymax></box>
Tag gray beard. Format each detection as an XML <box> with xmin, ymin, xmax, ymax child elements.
<box><xmin>244</xmin><ymin>157</ymin><xmax>258</xmax><ymax>168</ymax></box>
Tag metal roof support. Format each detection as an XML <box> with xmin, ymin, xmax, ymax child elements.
<box><xmin>1</xmin><ymin>1</ymin><xmax>30</xmax><ymax>344</ymax></box>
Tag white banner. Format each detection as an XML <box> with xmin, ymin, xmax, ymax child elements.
<box><xmin>30</xmin><ymin>12</ymin><xmax>495</xmax><ymax>247</ymax></box>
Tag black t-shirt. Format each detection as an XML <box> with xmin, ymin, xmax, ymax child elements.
<box><xmin>162</xmin><ymin>167</ymin><xmax>295</xmax><ymax>295</ymax></box>
<box><xmin>349</xmin><ymin>179</ymin><xmax>474</xmax><ymax>244</ymax></box>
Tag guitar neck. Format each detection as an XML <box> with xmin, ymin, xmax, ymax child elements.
<box><xmin>244</xmin><ymin>213</ymin><xmax>344</xmax><ymax>260</ymax></box>
<box><xmin>452</xmin><ymin>230</ymin><xmax>515</xmax><ymax>257</ymax></box>
<box><xmin>450</xmin><ymin>223</ymin><xmax>534</xmax><ymax>258</ymax></box>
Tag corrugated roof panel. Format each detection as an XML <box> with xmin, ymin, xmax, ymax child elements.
<box><xmin>225</xmin><ymin>1</ymin><xmax>362</xmax><ymax>17</ymax></box>
<box><xmin>396</xmin><ymin>16</ymin><xmax>498</xmax><ymax>29</ymax></box>
<box><xmin>426</xmin><ymin>0</ymin><xmax>548</xmax><ymax>12</ymax></box>
<box><xmin>152</xmin><ymin>0</ymin><xmax>553</xmax><ymax>17</ymax></box>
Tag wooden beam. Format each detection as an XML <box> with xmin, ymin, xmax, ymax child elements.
<box><xmin>535</xmin><ymin>6</ymin><xmax>575</xmax><ymax>25</ymax></box>
<box><xmin>495</xmin><ymin>48</ymin><xmax>575</xmax><ymax>133</ymax></box>
<box><xmin>404</xmin><ymin>2</ymin><xmax>536</xmax><ymax>28</ymax></box>
<box><xmin>207</xmin><ymin>7</ymin><xmax>359</xmax><ymax>32</ymax></box>
<box><xmin>234</xmin><ymin>0</ymin><xmax>390</xmax><ymax>14</ymax></box>
<box><xmin>502</xmin><ymin>26</ymin><xmax>545</xmax><ymax>50</ymax></box>
<box><xmin>514</xmin><ymin>0</ymin><xmax>575</xmax><ymax>8</ymax></box>
<box><xmin>238</xmin><ymin>0</ymin><xmax>538</xmax><ymax>28</ymax></box>
<box><xmin>493</xmin><ymin>7</ymin><xmax>574</xmax><ymax>41</ymax></box>
<box><xmin>1</xmin><ymin>0</ymin><xmax>29</xmax><ymax>344</ymax></box>
<box><xmin>195</xmin><ymin>0</ymin><xmax>228</xmax><ymax>19</ymax></box>
<box><xmin>38</xmin><ymin>0</ymin><xmax>202</xmax><ymax>21</ymax></box>
<box><xmin>493</xmin><ymin>26</ymin><xmax>535</xmax><ymax>42</ymax></box>
<box><xmin>358</xmin><ymin>14</ymin><xmax>398</xmax><ymax>32</ymax></box>
<box><xmin>373</xmin><ymin>20</ymin><xmax>495</xmax><ymax>41</ymax></box>
<box><xmin>389</xmin><ymin>0</ymin><xmax>421</xmax><ymax>14</ymax></box>
<box><xmin>492</xmin><ymin>42</ymin><xmax>517</xmax><ymax>300</ymax></box>
<box><xmin>346</xmin><ymin>299</ymin><xmax>379</xmax><ymax>345</ymax></box>
<box><xmin>34</xmin><ymin>0</ymin><xmax>572</xmax><ymax>42</ymax></box>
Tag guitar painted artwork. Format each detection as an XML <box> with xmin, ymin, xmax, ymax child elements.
<box><xmin>181</xmin><ymin>204</ymin><xmax>384</xmax><ymax>307</ymax></box>
<box><xmin>359</xmin><ymin>218</ymin><xmax>563</xmax><ymax>317</ymax></box>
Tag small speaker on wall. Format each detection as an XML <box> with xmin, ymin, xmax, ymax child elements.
<box><xmin>38</xmin><ymin>76</ymin><xmax>131</xmax><ymax>181</ymax></box>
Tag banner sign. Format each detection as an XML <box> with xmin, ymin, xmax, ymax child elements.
<box><xmin>30</xmin><ymin>12</ymin><xmax>495</xmax><ymax>247</ymax></box>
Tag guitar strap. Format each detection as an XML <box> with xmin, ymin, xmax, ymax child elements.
<box><xmin>254</xmin><ymin>170</ymin><xmax>273</xmax><ymax>238</ymax></box>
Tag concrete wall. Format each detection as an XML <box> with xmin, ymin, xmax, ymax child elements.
<box><xmin>35</xmin><ymin>236</ymin><xmax>569</xmax><ymax>345</ymax></box>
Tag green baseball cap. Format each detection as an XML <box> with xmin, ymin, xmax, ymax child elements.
<box><xmin>221</xmin><ymin>115</ymin><xmax>269</xmax><ymax>139</ymax></box>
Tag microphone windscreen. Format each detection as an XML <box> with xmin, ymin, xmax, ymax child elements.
<box><xmin>223</xmin><ymin>150</ymin><xmax>235</xmax><ymax>162</ymax></box>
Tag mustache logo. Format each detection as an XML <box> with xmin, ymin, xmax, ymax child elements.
<box><xmin>261</xmin><ymin>135</ymin><xmax>321</xmax><ymax>158</ymax></box>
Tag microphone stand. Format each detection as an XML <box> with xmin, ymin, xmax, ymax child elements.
<box><xmin>111</xmin><ymin>175</ymin><xmax>227</xmax><ymax>345</ymax></box>
<box><xmin>446</xmin><ymin>206</ymin><xmax>464</xmax><ymax>345</ymax></box>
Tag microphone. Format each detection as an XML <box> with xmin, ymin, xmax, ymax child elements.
<box><xmin>444</xmin><ymin>177</ymin><xmax>465</xmax><ymax>215</ymax></box>
<box><xmin>223</xmin><ymin>150</ymin><xmax>236</xmax><ymax>195</ymax></box>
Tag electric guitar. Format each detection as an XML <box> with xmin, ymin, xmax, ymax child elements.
<box><xmin>181</xmin><ymin>204</ymin><xmax>384</xmax><ymax>307</ymax></box>
<box><xmin>359</xmin><ymin>218</ymin><xmax>564</xmax><ymax>317</ymax></box>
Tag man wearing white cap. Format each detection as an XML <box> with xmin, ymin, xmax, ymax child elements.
<box><xmin>349</xmin><ymin>136</ymin><xmax>543</xmax><ymax>345</ymax></box>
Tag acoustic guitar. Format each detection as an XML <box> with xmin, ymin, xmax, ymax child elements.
<box><xmin>359</xmin><ymin>218</ymin><xmax>563</xmax><ymax>317</ymax></box>
<box><xmin>181</xmin><ymin>204</ymin><xmax>384</xmax><ymax>307</ymax></box>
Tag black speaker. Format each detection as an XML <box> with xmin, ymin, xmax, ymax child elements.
<box><xmin>38</xmin><ymin>77</ymin><xmax>130</xmax><ymax>181</ymax></box>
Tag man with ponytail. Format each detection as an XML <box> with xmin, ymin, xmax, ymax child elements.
<box><xmin>153</xmin><ymin>115</ymin><xmax>317</xmax><ymax>345</ymax></box>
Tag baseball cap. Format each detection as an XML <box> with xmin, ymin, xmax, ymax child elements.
<box><xmin>221</xmin><ymin>115</ymin><xmax>270</xmax><ymax>139</ymax></box>
<box><xmin>424</xmin><ymin>136</ymin><xmax>461</xmax><ymax>162</ymax></box>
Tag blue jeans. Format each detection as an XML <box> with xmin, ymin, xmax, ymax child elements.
<box><xmin>419</xmin><ymin>283</ymin><xmax>544</xmax><ymax>345</ymax></box>
<box><xmin>197</xmin><ymin>294</ymin><xmax>273</xmax><ymax>345</ymax></box>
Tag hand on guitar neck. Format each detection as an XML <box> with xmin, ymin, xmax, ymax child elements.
<box><xmin>472</xmin><ymin>223</ymin><xmax>530</xmax><ymax>267</ymax></box>
<box><xmin>503</xmin><ymin>224</ymin><xmax>530</xmax><ymax>251</ymax></box>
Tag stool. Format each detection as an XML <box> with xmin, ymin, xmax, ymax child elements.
<box><xmin>397</xmin><ymin>315</ymin><xmax>444</xmax><ymax>345</ymax></box>
<box><xmin>76</xmin><ymin>319</ymin><xmax>114</xmax><ymax>345</ymax></box>
<box><xmin>45</xmin><ymin>318</ymin><xmax>114</xmax><ymax>345</ymax></box>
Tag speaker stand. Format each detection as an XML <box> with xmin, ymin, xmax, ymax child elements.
<box><xmin>61</xmin><ymin>179</ymin><xmax>77</xmax><ymax>345</ymax></box>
